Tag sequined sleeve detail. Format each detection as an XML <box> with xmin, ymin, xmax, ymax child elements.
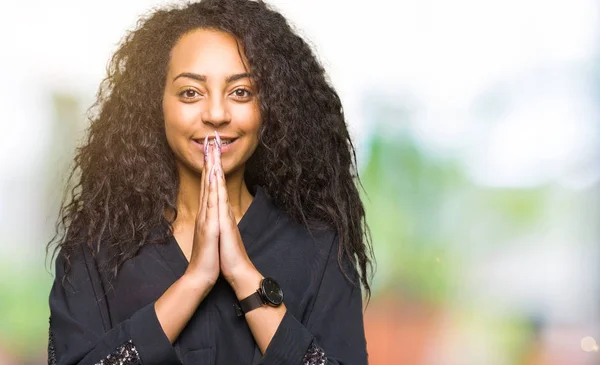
<box><xmin>48</xmin><ymin>331</ymin><xmax>140</xmax><ymax>365</ymax></box>
<box><xmin>48</xmin><ymin>329</ymin><xmax>57</xmax><ymax>365</ymax></box>
<box><xmin>96</xmin><ymin>340</ymin><xmax>141</xmax><ymax>365</ymax></box>
<box><xmin>303</xmin><ymin>343</ymin><xmax>327</xmax><ymax>365</ymax></box>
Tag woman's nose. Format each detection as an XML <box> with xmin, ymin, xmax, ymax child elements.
<box><xmin>201</xmin><ymin>96</ymin><xmax>231</xmax><ymax>127</ymax></box>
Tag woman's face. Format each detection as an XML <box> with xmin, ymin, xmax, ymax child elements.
<box><xmin>162</xmin><ymin>28</ymin><xmax>261</xmax><ymax>176</ymax></box>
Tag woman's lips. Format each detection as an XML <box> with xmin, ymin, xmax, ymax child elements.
<box><xmin>192</xmin><ymin>137</ymin><xmax>237</xmax><ymax>154</ymax></box>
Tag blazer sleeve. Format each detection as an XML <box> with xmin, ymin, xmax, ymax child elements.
<box><xmin>260</xmin><ymin>234</ymin><xmax>368</xmax><ymax>365</ymax></box>
<box><xmin>48</xmin><ymin>245</ymin><xmax>181</xmax><ymax>365</ymax></box>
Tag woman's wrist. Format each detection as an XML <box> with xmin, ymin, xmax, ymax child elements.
<box><xmin>228</xmin><ymin>267</ymin><xmax>263</xmax><ymax>300</ymax></box>
<box><xmin>182</xmin><ymin>265</ymin><xmax>265</xmax><ymax>300</ymax></box>
<box><xmin>181</xmin><ymin>270</ymin><xmax>217</xmax><ymax>296</ymax></box>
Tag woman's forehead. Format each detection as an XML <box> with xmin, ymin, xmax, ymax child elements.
<box><xmin>167</xmin><ymin>29</ymin><xmax>248</xmax><ymax>80</ymax></box>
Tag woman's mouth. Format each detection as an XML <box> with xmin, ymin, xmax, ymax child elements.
<box><xmin>192</xmin><ymin>136</ymin><xmax>238</xmax><ymax>154</ymax></box>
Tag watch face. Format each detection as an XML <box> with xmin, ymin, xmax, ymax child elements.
<box><xmin>261</xmin><ymin>277</ymin><xmax>284</xmax><ymax>305</ymax></box>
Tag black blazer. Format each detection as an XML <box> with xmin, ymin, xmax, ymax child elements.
<box><xmin>48</xmin><ymin>186</ymin><xmax>368</xmax><ymax>365</ymax></box>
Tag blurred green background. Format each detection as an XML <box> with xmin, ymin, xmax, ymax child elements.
<box><xmin>1</xmin><ymin>0</ymin><xmax>599</xmax><ymax>364</ymax></box>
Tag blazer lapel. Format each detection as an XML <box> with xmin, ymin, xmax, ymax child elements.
<box><xmin>150</xmin><ymin>234</ymin><xmax>188</xmax><ymax>281</ymax></box>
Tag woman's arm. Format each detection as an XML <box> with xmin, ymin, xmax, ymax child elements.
<box><xmin>231</xmin><ymin>234</ymin><xmax>368</xmax><ymax>365</ymax></box>
<box><xmin>48</xmin><ymin>246</ymin><xmax>216</xmax><ymax>365</ymax></box>
<box><xmin>153</xmin><ymin>273</ymin><xmax>214</xmax><ymax>343</ymax></box>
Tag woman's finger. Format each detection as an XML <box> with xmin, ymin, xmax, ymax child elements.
<box><xmin>197</xmin><ymin>135</ymin><xmax>209</xmax><ymax>217</ymax></box>
<box><xmin>213</xmin><ymin>131</ymin><xmax>223</xmax><ymax>180</ymax></box>
<box><xmin>205</xmin><ymin>149</ymin><xmax>219</xmax><ymax>236</ymax></box>
<box><xmin>213</xmin><ymin>132</ymin><xmax>234</xmax><ymax>232</ymax></box>
<box><xmin>198</xmin><ymin>135</ymin><xmax>214</xmax><ymax>223</ymax></box>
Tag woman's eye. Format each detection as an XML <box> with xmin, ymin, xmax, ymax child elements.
<box><xmin>180</xmin><ymin>89</ymin><xmax>199</xmax><ymax>99</ymax></box>
<box><xmin>232</xmin><ymin>89</ymin><xmax>252</xmax><ymax>99</ymax></box>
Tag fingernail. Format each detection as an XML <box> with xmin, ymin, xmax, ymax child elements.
<box><xmin>214</xmin><ymin>131</ymin><xmax>222</xmax><ymax>155</ymax></box>
<box><xmin>203</xmin><ymin>135</ymin><xmax>209</xmax><ymax>161</ymax></box>
<box><xmin>209</xmin><ymin>165</ymin><xmax>215</xmax><ymax>184</ymax></box>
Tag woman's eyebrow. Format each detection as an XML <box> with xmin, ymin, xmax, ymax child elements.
<box><xmin>172</xmin><ymin>72</ymin><xmax>252</xmax><ymax>83</ymax></box>
<box><xmin>173</xmin><ymin>72</ymin><xmax>206</xmax><ymax>82</ymax></box>
<box><xmin>225</xmin><ymin>72</ymin><xmax>252</xmax><ymax>83</ymax></box>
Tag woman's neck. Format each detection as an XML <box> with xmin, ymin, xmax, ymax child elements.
<box><xmin>173</xmin><ymin>165</ymin><xmax>253</xmax><ymax>225</ymax></box>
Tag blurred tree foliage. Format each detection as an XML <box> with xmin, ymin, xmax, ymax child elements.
<box><xmin>361</xmin><ymin>130</ymin><xmax>466</xmax><ymax>302</ymax></box>
<box><xmin>360</xmin><ymin>127</ymin><xmax>548</xmax><ymax>304</ymax></box>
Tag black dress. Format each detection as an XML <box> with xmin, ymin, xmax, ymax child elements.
<box><xmin>47</xmin><ymin>186</ymin><xmax>368</xmax><ymax>365</ymax></box>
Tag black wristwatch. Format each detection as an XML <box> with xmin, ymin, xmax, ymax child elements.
<box><xmin>234</xmin><ymin>277</ymin><xmax>284</xmax><ymax>317</ymax></box>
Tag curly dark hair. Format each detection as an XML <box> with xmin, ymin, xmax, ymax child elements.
<box><xmin>48</xmin><ymin>0</ymin><xmax>374</xmax><ymax>298</ymax></box>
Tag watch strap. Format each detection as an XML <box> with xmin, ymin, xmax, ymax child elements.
<box><xmin>234</xmin><ymin>291</ymin><xmax>265</xmax><ymax>317</ymax></box>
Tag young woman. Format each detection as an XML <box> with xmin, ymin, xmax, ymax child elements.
<box><xmin>47</xmin><ymin>0</ymin><xmax>373</xmax><ymax>364</ymax></box>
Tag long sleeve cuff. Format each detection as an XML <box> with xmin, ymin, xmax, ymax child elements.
<box><xmin>130</xmin><ymin>302</ymin><xmax>181</xmax><ymax>365</ymax></box>
<box><xmin>261</xmin><ymin>310</ymin><xmax>315</xmax><ymax>365</ymax></box>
